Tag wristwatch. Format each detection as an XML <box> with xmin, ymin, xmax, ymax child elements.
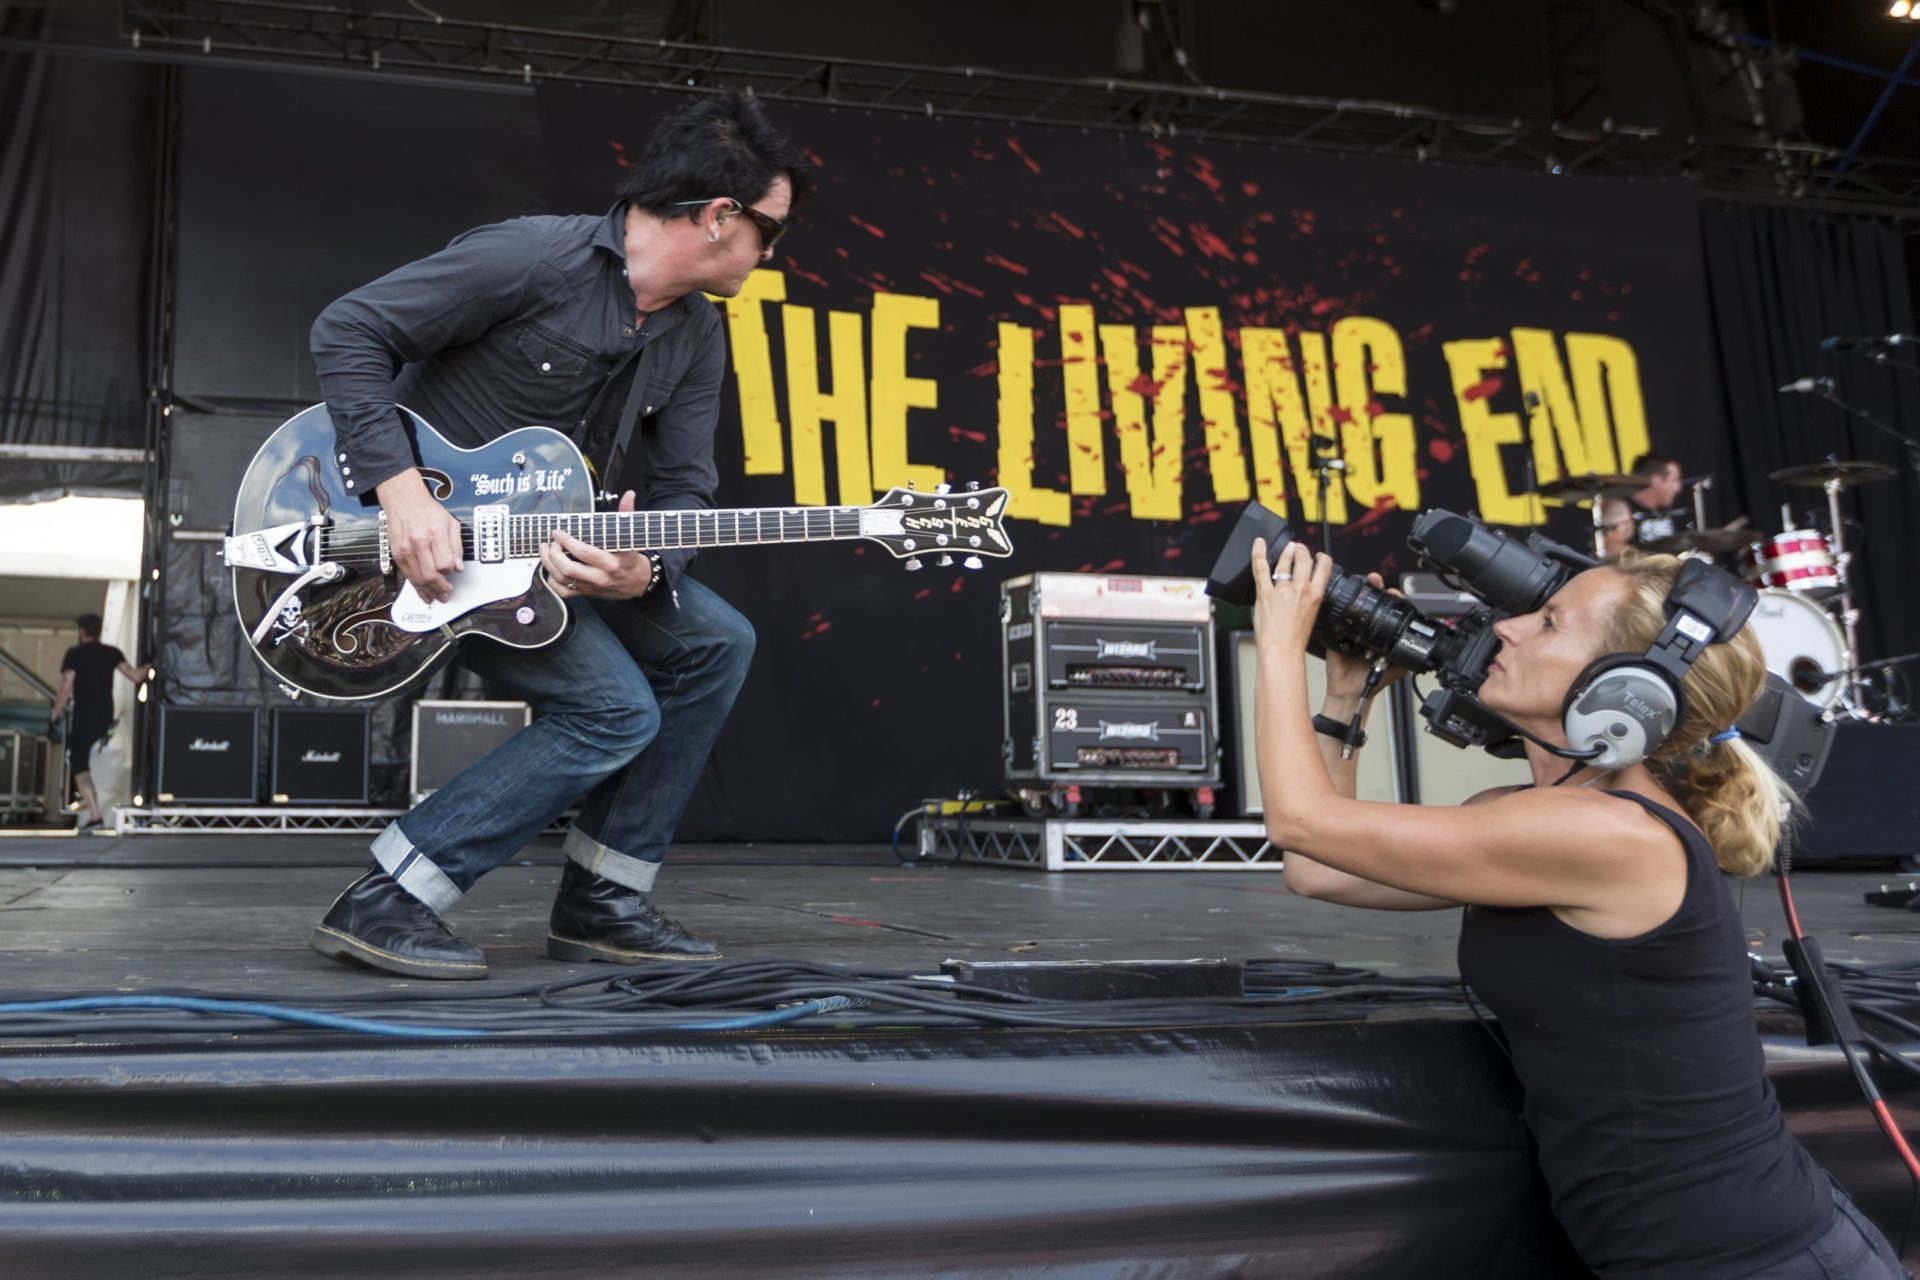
<box><xmin>642</xmin><ymin>551</ymin><xmax>666</xmax><ymax>597</ymax></box>
<box><xmin>1312</xmin><ymin>713</ymin><xmax>1366</xmax><ymax>750</ymax></box>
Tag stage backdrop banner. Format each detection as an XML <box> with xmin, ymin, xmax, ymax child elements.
<box><xmin>535</xmin><ymin>86</ymin><xmax>1714</xmax><ymax>840</ymax></box>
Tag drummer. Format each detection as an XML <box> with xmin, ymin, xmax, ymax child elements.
<box><xmin>1599</xmin><ymin>496</ymin><xmax>1637</xmax><ymax>559</ymax></box>
<box><xmin>1625</xmin><ymin>452</ymin><xmax>1686</xmax><ymax>547</ymax></box>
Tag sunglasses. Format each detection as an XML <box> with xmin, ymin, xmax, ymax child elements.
<box><xmin>672</xmin><ymin>197</ymin><xmax>788</xmax><ymax>251</ymax></box>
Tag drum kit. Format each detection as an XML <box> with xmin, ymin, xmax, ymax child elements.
<box><xmin>1539</xmin><ymin>458</ymin><xmax>1901</xmax><ymax>719</ymax></box>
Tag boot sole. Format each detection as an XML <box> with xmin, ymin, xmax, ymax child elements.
<box><xmin>309</xmin><ymin>925</ymin><xmax>490</xmax><ymax>981</ymax></box>
<box><xmin>546</xmin><ymin>932</ymin><xmax>724</xmax><ymax>964</ymax></box>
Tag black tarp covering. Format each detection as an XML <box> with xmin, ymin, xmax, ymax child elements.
<box><xmin>0</xmin><ymin>48</ymin><xmax>159</xmax><ymax>500</ymax></box>
<box><xmin>0</xmin><ymin>1019</ymin><xmax>1913</xmax><ymax>1277</ymax></box>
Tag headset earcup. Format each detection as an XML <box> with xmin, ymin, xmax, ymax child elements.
<box><xmin>1562</xmin><ymin>660</ymin><xmax>1685</xmax><ymax>770</ymax></box>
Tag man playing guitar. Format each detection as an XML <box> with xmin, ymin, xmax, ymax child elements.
<box><xmin>306</xmin><ymin>91</ymin><xmax>810</xmax><ymax>979</ymax></box>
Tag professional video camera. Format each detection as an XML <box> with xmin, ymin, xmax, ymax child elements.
<box><xmin>1206</xmin><ymin>502</ymin><xmax>1595</xmax><ymax>756</ymax></box>
<box><xmin>1205</xmin><ymin>502</ymin><xmax>1834</xmax><ymax>795</ymax></box>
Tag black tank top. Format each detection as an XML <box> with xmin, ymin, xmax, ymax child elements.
<box><xmin>1457</xmin><ymin>790</ymin><xmax>1830</xmax><ymax>1278</ymax></box>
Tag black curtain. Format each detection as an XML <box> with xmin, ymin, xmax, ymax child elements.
<box><xmin>1700</xmin><ymin>201</ymin><xmax>1920</xmax><ymax>666</ymax></box>
<box><xmin>0</xmin><ymin>50</ymin><xmax>159</xmax><ymax>501</ymax></box>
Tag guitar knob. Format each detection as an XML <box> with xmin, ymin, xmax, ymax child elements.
<box><xmin>965</xmin><ymin>480</ymin><xmax>981</xmax><ymax>491</ymax></box>
<box><xmin>935</xmin><ymin>483</ymin><xmax>952</xmax><ymax>494</ymax></box>
<box><xmin>905</xmin><ymin>557</ymin><xmax>925</xmax><ymax>572</ymax></box>
<box><xmin>963</xmin><ymin>556</ymin><xmax>984</xmax><ymax>571</ymax></box>
<box><xmin>937</xmin><ymin>554</ymin><xmax>954</xmax><ymax>567</ymax></box>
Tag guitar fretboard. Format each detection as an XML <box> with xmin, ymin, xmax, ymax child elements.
<box><xmin>507</xmin><ymin>507</ymin><xmax>864</xmax><ymax>557</ymax></box>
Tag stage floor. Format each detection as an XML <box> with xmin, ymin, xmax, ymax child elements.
<box><xmin>1</xmin><ymin>832</ymin><xmax>1917</xmax><ymax>1001</ymax></box>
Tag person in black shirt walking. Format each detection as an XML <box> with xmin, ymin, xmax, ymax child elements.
<box><xmin>49</xmin><ymin>613</ymin><xmax>151</xmax><ymax>831</ymax></box>
<box><xmin>305</xmin><ymin>91</ymin><xmax>811</xmax><ymax>981</ymax></box>
<box><xmin>1250</xmin><ymin>541</ymin><xmax>1908</xmax><ymax>1278</ymax></box>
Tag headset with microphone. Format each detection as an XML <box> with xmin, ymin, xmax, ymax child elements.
<box><xmin>1555</xmin><ymin>558</ymin><xmax>1757</xmax><ymax>769</ymax></box>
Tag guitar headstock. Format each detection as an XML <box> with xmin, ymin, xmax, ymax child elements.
<box><xmin>859</xmin><ymin>482</ymin><xmax>1014</xmax><ymax>570</ymax></box>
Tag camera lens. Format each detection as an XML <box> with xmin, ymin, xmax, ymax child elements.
<box><xmin>1316</xmin><ymin>572</ymin><xmax>1445</xmax><ymax>674</ymax></box>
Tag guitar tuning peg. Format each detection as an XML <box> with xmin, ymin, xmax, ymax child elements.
<box><xmin>904</xmin><ymin>557</ymin><xmax>924</xmax><ymax>571</ymax></box>
<box><xmin>934</xmin><ymin>483</ymin><xmax>952</xmax><ymax>494</ymax></box>
<box><xmin>936</xmin><ymin>554</ymin><xmax>954</xmax><ymax>567</ymax></box>
<box><xmin>963</xmin><ymin>555</ymin><xmax>984</xmax><ymax>571</ymax></box>
<box><xmin>965</xmin><ymin>480</ymin><xmax>981</xmax><ymax>491</ymax></box>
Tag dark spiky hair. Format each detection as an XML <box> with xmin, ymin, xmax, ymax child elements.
<box><xmin>614</xmin><ymin>90</ymin><xmax>813</xmax><ymax>220</ymax></box>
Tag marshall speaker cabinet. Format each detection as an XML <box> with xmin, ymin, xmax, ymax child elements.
<box><xmin>410</xmin><ymin>700</ymin><xmax>532</xmax><ymax>803</ymax></box>
<box><xmin>1002</xmin><ymin>573</ymin><xmax>1219</xmax><ymax>790</ymax></box>
<box><xmin>270</xmin><ymin>708</ymin><xmax>370</xmax><ymax>804</ymax></box>
<box><xmin>157</xmin><ymin>706</ymin><xmax>260</xmax><ymax>804</ymax></box>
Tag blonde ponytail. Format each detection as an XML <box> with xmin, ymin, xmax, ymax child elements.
<box><xmin>1605</xmin><ymin>554</ymin><xmax>1794</xmax><ymax>877</ymax></box>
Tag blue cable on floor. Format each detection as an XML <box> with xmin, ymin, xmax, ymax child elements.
<box><xmin>0</xmin><ymin>994</ymin><xmax>864</xmax><ymax>1039</ymax></box>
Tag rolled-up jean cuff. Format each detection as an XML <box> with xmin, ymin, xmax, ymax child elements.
<box><xmin>371</xmin><ymin>822</ymin><xmax>463</xmax><ymax>916</ymax></box>
<box><xmin>563</xmin><ymin>826</ymin><xmax>662</xmax><ymax>893</ymax></box>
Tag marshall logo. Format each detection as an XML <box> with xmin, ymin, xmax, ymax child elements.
<box><xmin>188</xmin><ymin>738</ymin><xmax>230</xmax><ymax>752</ymax></box>
<box><xmin>1098</xmin><ymin>721</ymin><xmax>1161</xmax><ymax>742</ymax></box>
<box><xmin>301</xmin><ymin>749</ymin><xmax>342</xmax><ymax>764</ymax></box>
<box><xmin>436</xmin><ymin>711</ymin><xmax>511</xmax><ymax>726</ymax></box>
<box><xmin>1096</xmin><ymin>639</ymin><xmax>1157</xmax><ymax>660</ymax></box>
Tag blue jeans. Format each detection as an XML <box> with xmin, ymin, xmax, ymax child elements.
<box><xmin>369</xmin><ymin>579</ymin><xmax>754</xmax><ymax>915</ymax></box>
<box><xmin>1746</xmin><ymin>1177</ymin><xmax>1913</xmax><ymax>1280</ymax></box>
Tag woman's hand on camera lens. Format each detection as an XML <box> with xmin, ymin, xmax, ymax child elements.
<box><xmin>1252</xmin><ymin>537</ymin><xmax>1331</xmax><ymax>654</ymax></box>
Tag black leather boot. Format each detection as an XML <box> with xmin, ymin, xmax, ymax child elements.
<box><xmin>547</xmin><ymin>860</ymin><xmax>723</xmax><ymax>963</ymax></box>
<box><xmin>309</xmin><ymin>868</ymin><xmax>489</xmax><ymax>980</ymax></box>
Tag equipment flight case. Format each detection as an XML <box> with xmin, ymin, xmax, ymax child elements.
<box><xmin>1001</xmin><ymin>573</ymin><xmax>1220</xmax><ymax>812</ymax></box>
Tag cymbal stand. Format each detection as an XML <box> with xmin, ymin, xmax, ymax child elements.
<box><xmin>1823</xmin><ymin>474</ymin><xmax>1870</xmax><ymax>720</ymax></box>
<box><xmin>1690</xmin><ymin>475</ymin><xmax>1712</xmax><ymax>531</ymax></box>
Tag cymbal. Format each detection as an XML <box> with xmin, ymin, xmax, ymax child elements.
<box><xmin>1646</xmin><ymin>524</ymin><xmax>1751</xmax><ymax>555</ymax></box>
<box><xmin>1769</xmin><ymin>460</ymin><xmax>1897</xmax><ymax>488</ymax></box>
<box><xmin>1538</xmin><ymin>472</ymin><xmax>1642</xmax><ymax>502</ymax></box>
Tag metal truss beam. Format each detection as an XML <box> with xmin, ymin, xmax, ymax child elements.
<box><xmin>15</xmin><ymin>1</ymin><xmax>1919</xmax><ymax>216</ymax></box>
<box><xmin>921</xmin><ymin>817</ymin><xmax>1278</xmax><ymax>871</ymax></box>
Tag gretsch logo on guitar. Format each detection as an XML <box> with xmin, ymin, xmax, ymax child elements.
<box><xmin>226</xmin><ymin>405</ymin><xmax>1016</xmax><ymax>701</ymax></box>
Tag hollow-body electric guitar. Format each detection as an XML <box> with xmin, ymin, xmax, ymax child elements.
<box><xmin>225</xmin><ymin>404</ymin><xmax>1013</xmax><ymax>700</ymax></box>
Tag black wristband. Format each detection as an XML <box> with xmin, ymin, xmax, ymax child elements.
<box><xmin>642</xmin><ymin>551</ymin><xmax>666</xmax><ymax>597</ymax></box>
<box><xmin>1312</xmin><ymin>714</ymin><xmax>1366</xmax><ymax>750</ymax></box>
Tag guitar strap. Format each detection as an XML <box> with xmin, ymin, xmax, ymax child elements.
<box><xmin>600</xmin><ymin>340</ymin><xmax>662</xmax><ymax>496</ymax></box>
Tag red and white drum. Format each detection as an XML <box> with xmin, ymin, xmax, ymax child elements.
<box><xmin>1739</xmin><ymin>529</ymin><xmax>1838</xmax><ymax>597</ymax></box>
<box><xmin>1747</xmin><ymin>589</ymin><xmax>1846</xmax><ymax>710</ymax></box>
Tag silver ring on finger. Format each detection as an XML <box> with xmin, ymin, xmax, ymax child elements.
<box><xmin>1273</xmin><ymin>571</ymin><xmax>1293</xmax><ymax>582</ymax></box>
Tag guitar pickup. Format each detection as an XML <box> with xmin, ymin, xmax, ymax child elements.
<box><xmin>472</xmin><ymin>504</ymin><xmax>508</xmax><ymax>564</ymax></box>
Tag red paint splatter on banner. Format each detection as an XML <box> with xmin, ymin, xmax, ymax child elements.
<box><xmin>1429</xmin><ymin>438</ymin><xmax>1456</xmax><ymax>463</ymax></box>
<box><xmin>1242</xmin><ymin>181</ymin><xmax>1260</xmax><ymax>197</ymax></box>
<box><xmin>1326</xmin><ymin>404</ymin><xmax>1354</xmax><ymax>426</ymax></box>
<box><xmin>950</xmin><ymin>578</ymin><xmax>966</xmax><ymax>594</ymax></box>
<box><xmin>1365</xmin><ymin>399</ymin><xmax>1386</xmax><ymax>418</ymax></box>
<box><xmin>947</xmin><ymin>426</ymin><xmax>988</xmax><ymax>443</ymax></box>
<box><xmin>1005</xmin><ymin>136</ymin><xmax>1042</xmax><ymax>174</ymax></box>
<box><xmin>1462</xmin><ymin>375</ymin><xmax>1504</xmax><ymax>402</ymax></box>
<box><xmin>848</xmin><ymin>215</ymin><xmax>886</xmax><ymax>239</ymax></box>
<box><xmin>1406</xmin><ymin>323</ymin><xmax>1435</xmax><ymax>344</ymax></box>
<box><xmin>1189</xmin><ymin>154</ymin><xmax>1224</xmax><ymax>195</ymax></box>
<box><xmin>964</xmin><ymin>359</ymin><xmax>998</xmax><ymax>379</ymax></box>
<box><xmin>1126</xmin><ymin>373</ymin><xmax>1163</xmax><ymax>397</ymax></box>
<box><xmin>984</xmin><ymin>251</ymin><xmax>1030</xmax><ymax>276</ymax></box>
<box><xmin>788</xmin><ymin>265</ymin><xmax>829</xmax><ymax>289</ymax></box>
<box><xmin>803</xmin><ymin>147</ymin><xmax>826</xmax><ymax>167</ymax></box>
<box><xmin>913</xmin><ymin>588</ymin><xmax>932</xmax><ymax>600</ymax></box>
<box><xmin>1188</xmin><ymin>222</ymin><xmax>1235</xmax><ymax>261</ymax></box>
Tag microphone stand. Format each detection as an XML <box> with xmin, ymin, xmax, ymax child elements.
<box><xmin>1311</xmin><ymin>435</ymin><xmax>1344</xmax><ymax>554</ymax></box>
<box><xmin>1814</xmin><ymin>383</ymin><xmax>1920</xmax><ymax>505</ymax></box>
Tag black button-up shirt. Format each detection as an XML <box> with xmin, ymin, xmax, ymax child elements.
<box><xmin>310</xmin><ymin>202</ymin><xmax>725</xmax><ymax>592</ymax></box>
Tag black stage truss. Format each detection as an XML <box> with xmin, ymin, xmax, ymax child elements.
<box><xmin>0</xmin><ymin>0</ymin><xmax>1913</xmax><ymax>216</ymax></box>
